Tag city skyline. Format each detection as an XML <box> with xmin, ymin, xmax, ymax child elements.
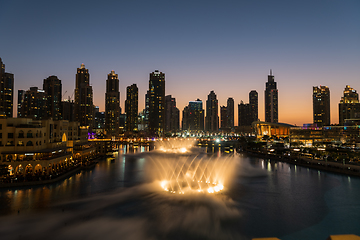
<box><xmin>1</xmin><ymin>0</ymin><xmax>359</xmax><ymax>126</ymax></box>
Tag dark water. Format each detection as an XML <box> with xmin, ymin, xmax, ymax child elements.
<box><xmin>0</xmin><ymin>145</ymin><xmax>360</xmax><ymax>240</ymax></box>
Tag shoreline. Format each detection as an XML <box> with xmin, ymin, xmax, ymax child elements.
<box><xmin>0</xmin><ymin>157</ymin><xmax>106</xmax><ymax>189</ymax></box>
<box><xmin>243</xmin><ymin>150</ymin><xmax>360</xmax><ymax>177</ymax></box>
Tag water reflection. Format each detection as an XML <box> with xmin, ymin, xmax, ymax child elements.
<box><xmin>1</xmin><ymin>149</ymin><xmax>360</xmax><ymax>239</ymax></box>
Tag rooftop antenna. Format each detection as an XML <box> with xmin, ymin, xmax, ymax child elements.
<box><xmin>270</xmin><ymin>69</ymin><xmax>272</xmax><ymax>75</ymax></box>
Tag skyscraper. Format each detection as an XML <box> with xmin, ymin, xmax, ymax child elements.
<box><xmin>43</xmin><ymin>75</ymin><xmax>62</xmax><ymax>120</ymax></box>
<box><xmin>0</xmin><ymin>58</ymin><xmax>14</xmax><ymax>118</ymax></box>
<box><xmin>105</xmin><ymin>70</ymin><xmax>120</xmax><ymax>136</ymax></box>
<box><xmin>205</xmin><ymin>90</ymin><xmax>219</xmax><ymax>132</ymax></box>
<box><xmin>22</xmin><ymin>87</ymin><xmax>48</xmax><ymax>120</ymax></box>
<box><xmin>148</xmin><ymin>70</ymin><xmax>165</xmax><ymax>136</ymax></box>
<box><xmin>227</xmin><ymin>97</ymin><xmax>234</xmax><ymax>129</ymax></box>
<box><xmin>125</xmin><ymin>84</ymin><xmax>138</xmax><ymax>132</ymax></box>
<box><xmin>238</xmin><ymin>101</ymin><xmax>250</xmax><ymax>126</ymax></box>
<box><xmin>182</xmin><ymin>99</ymin><xmax>204</xmax><ymax>131</ymax></box>
<box><xmin>17</xmin><ymin>90</ymin><xmax>25</xmax><ymax>118</ymax></box>
<box><xmin>220</xmin><ymin>106</ymin><xmax>228</xmax><ymax>129</ymax></box>
<box><xmin>313</xmin><ymin>86</ymin><xmax>330</xmax><ymax>127</ymax></box>
<box><xmin>238</xmin><ymin>90</ymin><xmax>258</xmax><ymax>127</ymax></box>
<box><xmin>339</xmin><ymin>85</ymin><xmax>360</xmax><ymax>125</ymax></box>
<box><xmin>62</xmin><ymin>99</ymin><xmax>75</xmax><ymax>122</ymax></box>
<box><xmin>265</xmin><ymin>70</ymin><xmax>278</xmax><ymax>123</ymax></box>
<box><xmin>249</xmin><ymin>90</ymin><xmax>258</xmax><ymax>123</ymax></box>
<box><xmin>75</xmin><ymin>64</ymin><xmax>94</xmax><ymax>129</ymax></box>
<box><xmin>164</xmin><ymin>95</ymin><xmax>180</xmax><ymax>132</ymax></box>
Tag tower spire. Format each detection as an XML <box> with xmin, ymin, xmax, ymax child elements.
<box><xmin>270</xmin><ymin>69</ymin><xmax>272</xmax><ymax>76</ymax></box>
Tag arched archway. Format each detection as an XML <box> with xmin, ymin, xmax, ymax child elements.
<box><xmin>15</xmin><ymin>164</ymin><xmax>24</xmax><ymax>175</ymax></box>
<box><xmin>62</xmin><ymin>133</ymin><xmax>67</xmax><ymax>142</ymax></box>
<box><xmin>34</xmin><ymin>164</ymin><xmax>42</xmax><ymax>175</ymax></box>
<box><xmin>25</xmin><ymin>164</ymin><xmax>33</xmax><ymax>175</ymax></box>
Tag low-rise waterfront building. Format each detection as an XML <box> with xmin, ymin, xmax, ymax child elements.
<box><xmin>0</xmin><ymin>117</ymin><xmax>80</xmax><ymax>177</ymax></box>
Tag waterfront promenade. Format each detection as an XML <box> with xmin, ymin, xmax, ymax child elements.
<box><xmin>244</xmin><ymin>150</ymin><xmax>360</xmax><ymax>177</ymax></box>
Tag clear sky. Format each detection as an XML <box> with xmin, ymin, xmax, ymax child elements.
<box><xmin>1</xmin><ymin>0</ymin><xmax>359</xmax><ymax>126</ymax></box>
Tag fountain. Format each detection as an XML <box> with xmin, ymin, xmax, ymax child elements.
<box><xmin>146</xmin><ymin>139</ymin><xmax>237</xmax><ymax>194</ymax></box>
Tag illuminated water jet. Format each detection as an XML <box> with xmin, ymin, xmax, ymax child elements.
<box><xmin>146</xmin><ymin>139</ymin><xmax>236</xmax><ymax>194</ymax></box>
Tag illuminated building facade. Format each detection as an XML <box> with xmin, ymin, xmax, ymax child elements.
<box><xmin>148</xmin><ymin>70</ymin><xmax>165</xmax><ymax>136</ymax></box>
<box><xmin>265</xmin><ymin>70</ymin><xmax>278</xmax><ymax>123</ymax></box>
<box><xmin>21</xmin><ymin>87</ymin><xmax>48</xmax><ymax>120</ymax></box>
<box><xmin>164</xmin><ymin>95</ymin><xmax>179</xmax><ymax>132</ymax></box>
<box><xmin>43</xmin><ymin>75</ymin><xmax>62</xmax><ymax>120</ymax></box>
<box><xmin>313</xmin><ymin>86</ymin><xmax>330</xmax><ymax>127</ymax></box>
<box><xmin>0</xmin><ymin>58</ymin><xmax>14</xmax><ymax>118</ymax></box>
<box><xmin>0</xmin><ymin>118</ymin><xmax>79</xmax><ymax>177</ymax></box>
<box><xmin>105</xmin><ymin>70</ymin><xmax>120</xmax><ymax>136</ymax></box>
<box><xmin>125</xmin><ymin>84</ymin><xmax>138</xmax><ymax>132</ymax></box>
<box><xmin>75</xmin><ymin>64</ymin><xmax>93</xmax><ymax>130</ymax></box>
<box><xmin>205</xmin><ymin>91</ymin><xmax>219</xmax><ymax>132</ymax></box>
<box><xmin>339</xmin><ymin>85</ymin><xmax>360</xmax><ymax>126</ymax></box>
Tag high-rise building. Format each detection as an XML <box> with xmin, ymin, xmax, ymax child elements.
<box><xmin>22</xmin><ymin>87</ymin><xmax>48</xmax><ymax>120</ymax></box>
<box><xmin>62</xmin><ymin>99</ymin><xmax>75</xmax><ymax>122</ymax></box>
<box><xmin>43</xmin><ymin>75</ymin><xmax>62</xmax><ymax>120</ymax></box>
<box><xmin>125</xmin><ymin>84</ymin><xmax>138</xmax><ymax>132</ymax></box>
<box><xmin>227</xmin><ymin>97</ymin><xmax>234</xmax><ymax>129</ymax></box>
<box><xmin>313</xmin><ymin>86</ymin><xmax>330</xmax><ymax>127</ymax></box>
<box><xmin>182</xmin><ymin>99</ymin><xmax>204</xmax><ymax>131</ymax></box>
<box><xmin>238</xmin><ymin>101</ymin><xmax>251</xmax><ymax>126</ymax></box>
<box><xmin>339</xmin><ymin>85</ymin><xmax>360</xmax><ymax>125</ymax></box>
<box><xmin>220</xmin><ymin>106</ymin><xmax>228</xmax><ymax>129</ymax></box>
<box><xmin>249</xmin><ymin>90</ymin><xmax>258</xmax><ymax>123</ymax></box>
<box><xmin>182</xmin><ymin>106</ymin><xmax>189</xmax><ymax>130</ymax></box>
<box><xmin>148</xmin><ymin>70</ymin><xmax>165</xmax><ymax>136</ymax></box>
<box><xmin>75</xmin><ymin>64</ymin><xmax>93</xmax><ymax>129</ymax></box>
<box><xmin>164</xmin><ymin>95</ymin><xmax>180</xmax><ymax>132</ymax></box>
<box><xmin>105</xmin><ymin>70</ymin><xmax>120</xmax><ymax>136</ymax></box>
<box><xmin>0</xmin><ymin>58</ymin><xmax>14</xmax><ymax>118</ymax></box>
<box><xmin>205</xmin><ymin>90</ymin><xmax>219</xmax><ymax>132</ymax></box>
<box><xmin>94</xmin><ymin>106</ymin><xmax>106</xmax><ymax>130</ymax></box>
<box><xmin>17</xmin><ymin>90</ymin><xmax>25</xmax><ymax>118</ymax></box>
<box><xmin>265</xmin><ymin>70</ymin><xmax>278</xmax><ymax>123</ymax></box>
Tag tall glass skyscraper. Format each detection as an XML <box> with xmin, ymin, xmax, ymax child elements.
<box><xmin>75</xmin><ymin>64</ymin><xmax>93</xmax><ymax>130</ymax></box>
<box><xmin>125</xmin><ymin>84</ymin><xmax>138</xmax><ymax>132</ymax></box>
<box><xmin>148</xmin><ymin>70</ymin><xmax>165</xmax><ymax>136</ymax></box>
<box><xmin>105</xmin><ymin>70</ymin><xmax>120</xmax><ymax>136</ymax></box>
<box><xmin>313</xmin><ymin>86</ymin><xmax>330</xmax><ymax>127</ymax></box>
<box><xmin>205</xmin><ymin>90</ymin><xmax>219</xmax><ymax>132</ymax></box>
<box><xmin>0</xmin><ymin>58</ymin><xmax>14</xmax><ymax>118</ymax></box>
<box><xmin>43</xmin><ymin>75</ymin><xmax>62</xmax><ymax>120</ymax></box>
<box><xmin>265</xmin><ymin>70</ymin><xmax>278</xmax><ymax>123</ymax></box>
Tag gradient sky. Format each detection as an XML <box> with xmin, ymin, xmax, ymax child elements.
<box><xmin>1</xmin><ymin>0</ymin><xmax>359</xmax><ymax>126</ymax></box>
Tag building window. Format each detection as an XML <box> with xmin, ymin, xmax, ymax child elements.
<box><xmin>27</xmin><ymin>131</ymin><xmax>33</xmax><ymax>138</ymax></box>
<box><xmin>8</xmin><ymin>133</ymin><xmax>14</xmax><ymax>138</ymax></box>
<box><xmin>18</xmin><ymin>131</ymin><xmax>24</xmax><ymax>138</ymax></box>
<box><xmin>26</xmin><ymin>141</ymin><xmax>33</xmax><ymax>146</ymax></box>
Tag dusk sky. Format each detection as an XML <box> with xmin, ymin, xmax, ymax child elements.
<box><xmin>1</xmin><ymin>0</ymin><xmax>359</xmax><ymax>126</ymax></box>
